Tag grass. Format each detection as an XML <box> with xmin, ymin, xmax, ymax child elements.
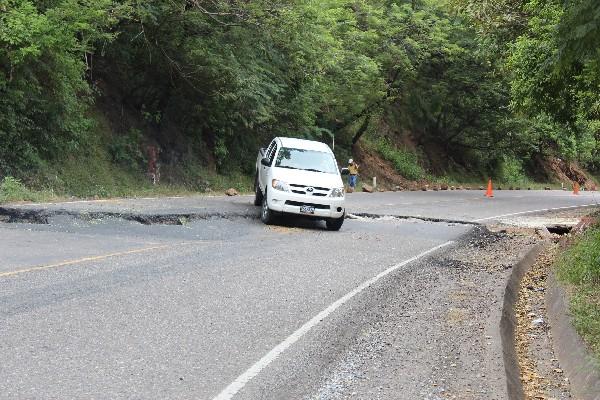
<box><xmin>371</xmin><ymin>138</ymin><xmax>426</xmax><ymax>181</ymax></box>
<box><xmin>557</xmin><ymin>225</ymin><xmax>600</xmax><ymax>360</ymax></box>
<box><xmin>0</xmin><ymin>177</ymin><xmax>56</xmax><ymax>204</ymax></box>
<box><xmin>0</xmin><ymin>137</ymin><xmax>253</xmax><ymax>205</ymax></box>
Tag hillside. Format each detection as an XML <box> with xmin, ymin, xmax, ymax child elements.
<box><xmin>1</xmin><ymin>0</ymin><xmax>599</xmax><ymax>200</ymax></box>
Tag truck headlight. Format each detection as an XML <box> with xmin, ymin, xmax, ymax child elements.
<box><xmin>330</xmin><ymin>187</ymin><xmax>345</xmax><ymax>198</ymax></box>
<box><xmin>272</xmin><ymin>179</ymin><xmax>290</xmax><ymax>192</ymax></box>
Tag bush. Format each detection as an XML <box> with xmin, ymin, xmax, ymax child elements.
<box><xmin>497</xmin><ymin>156</ymin><xmax>529</xmax><ymax>185</ymax></box>
<box><xmin>375</xmin><ymin>138</ymin><xmax>425</xmax><ymax>181</ymax></box>
<box><xmin>108</xmin><ymin>129</ymin><xmax>146</xmax><ymax>171</ymax></box>
<box><xmin>559</xmin><ymin>228</ymin><xmax>600</xmax><ymax>286</ymax></box>
<box><xmin>557</xmin><ymin>227</ymin><xmax>600</xmax><ymax>359</ymax></box>
<box><xmin>0</xmin><ymin>176</ymin><xmax>36</xmax><ymax>203</ymax></box>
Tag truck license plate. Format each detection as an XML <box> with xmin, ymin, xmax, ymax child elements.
<box><xmin>300</xmin><ymin>205</ymin><xmax>315</xmax><ymax>214</ymax></box>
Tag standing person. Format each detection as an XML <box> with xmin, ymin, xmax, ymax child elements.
<box><xmin>347</xmin><ymin>159</ymin><xmax>359</xmax><ymax>192</ymax></box>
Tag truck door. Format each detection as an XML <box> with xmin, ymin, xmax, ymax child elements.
<box><xmin>260</xmin><ymin>140</ymin><xmax>277</xmax><ymax>191</ymax></box>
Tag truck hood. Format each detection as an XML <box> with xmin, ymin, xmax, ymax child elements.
<box><xmin>272</xmin><ymin>167</ymin><xmax>343</xmax><ymax>189</ymax></box>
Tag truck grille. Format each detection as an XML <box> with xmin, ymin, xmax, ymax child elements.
<box><xmin>285</xmin><ymin>201</ymin><xmax>330</xmax><ymax>210</ymax></box>
<box><xmin>289</xmin><ymin>184</ymin><xmax>330</xmax><ymax>197</ymax></box>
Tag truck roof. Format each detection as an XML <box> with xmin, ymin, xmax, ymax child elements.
<box><xmin>276</xmin><ymin>137</ymin><xmax>332</xmax><ymax>153</ymax></box>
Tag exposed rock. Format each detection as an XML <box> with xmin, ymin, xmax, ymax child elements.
<box><xmin>362</xmin><ymin>184</ymin><xmax>374</xmax><ymax>193</ymax></box>
<box><xmin>441</xmin><ymin>184</ymin><xmax>449</xmax><ymax>190</ymax></box>
<box><xmin>535</xmin><ymin>227</ymin><xmax>552</xmax><ymax>239</ymax></box>
<box><xmin>225</xmin><ymin>188</ymin><xmax>239</xmax><ymax>196</ymax></box>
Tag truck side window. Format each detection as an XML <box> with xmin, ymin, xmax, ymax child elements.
<box><xmin>265</xmin><ymin>140</ymin><xmax>275</xmax><ymax>159</ymax></box>
<box><xmin>267</xmin><ymin>144</ymin><xmax>278</xmax><ymax>166</ymax></box>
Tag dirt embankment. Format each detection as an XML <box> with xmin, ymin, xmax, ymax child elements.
<box><xmin>538</xmin><ymin>157</ymin><xmax>597</xmax><ymax>191</ymax></box>
<box><xmin>352</xmin><ymin>142</ymin><xmax>598</xmax><ymax>191</ymax></box>
<box><xmin>352</xmin><ymin>145</ymin><xmax>429</xmax><ymax>191</ymax></box>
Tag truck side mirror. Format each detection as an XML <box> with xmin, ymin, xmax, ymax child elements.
<box><xmin>340</xmin><ymin>168</ymin><xmax>350</xmax><ymax>176</ymax></box>
<box><xmin>261</xmin><ymin>158</ymin><xmax>271</xmax><ymax>167</ymax></box>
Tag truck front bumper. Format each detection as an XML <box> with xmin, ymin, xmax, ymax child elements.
<box><xmin>268</xmin><ymin>190</ymin><xmax>345</xmax><ymax>219</ymax></box>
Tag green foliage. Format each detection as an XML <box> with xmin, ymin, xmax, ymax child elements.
<box><xmin>496</xmin><ymin>156</ymin><xmax>528</xmax><ymax>185</ymax></box>
<box><xmin>558</xmin><ymin>0</ymin><xmax>600</xmax><ymax>65</ymax></box>
<box><xmin>557</xmin><ymin>227</ymin><xmax>600</xmax><ymax>359</ymax></box>
<box><xmin>374</xmin><ymin>138</ymin><xmax>425</xmax><ymax>181</ymax></box>
<box><xmin>0</xmin><ymin>176</ymin><xmax>37</xmax><ymax>202</ymax></box>
<box><xmin>1</xmin><ymin>0</ymin><xmax>599</xmax><ymax>194</ymax></box>
<box><xmin>506</xmin><ymin>0</ymin><xmax>600</xmax><ymax>166</ymax></box>
<box><xmin>559</xmin><ymin>228</ymin><xmax>600</xmax><ymax>286</ymax></box>
<box><xmin>0</xmin><ymin>0</ymin><xmax>124</xmax><ymax>174</ymax></box>
<box><xmin>108</xmin><ymin>129</ymin><xmax>146</xmax><ymax>171</ymax></box>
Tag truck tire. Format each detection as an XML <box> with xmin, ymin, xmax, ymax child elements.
<box><xmin>260</xmin><ymin>191</ymin><xmax>275</xmax><ymax>225</ymax></box>
<box><xmin>326</xmin><ymin>214</ymin><xmax>344</xmax><ymax>231</ymax></box>
<box><xmin>254</xmin><ymin>172</ymin><xmax>263</xmax><ymax>206</ymax></box>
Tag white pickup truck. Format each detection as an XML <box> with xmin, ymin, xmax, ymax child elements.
<box><xmin>254</xmin><ymin>137</ymin><xmax>348</xmax><ymax>230</ymax></box>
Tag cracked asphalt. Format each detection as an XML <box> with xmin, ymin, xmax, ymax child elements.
<box><xmin>0</xmin><ymin>191</ymin><xmax>598</xmax><ymax>399</ymax></box>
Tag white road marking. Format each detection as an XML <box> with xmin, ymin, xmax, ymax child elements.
<box><xmin>211</xmin><ymin>241</ymin><xmax>455</xmax><ymax>400</ymax></box>
<box><xmin>473</xmin><ymin>203</ymin><xmax>599</xmax><ymax>222</ymax></box>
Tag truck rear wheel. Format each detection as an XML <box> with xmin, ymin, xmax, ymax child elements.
<box><xmin>254</xmin><ymin>173</ymin><xmax>263</xmax><ymax>206</ymax></box>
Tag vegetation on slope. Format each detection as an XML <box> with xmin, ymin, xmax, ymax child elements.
<box><xmin>0</xmin><ymin>0</ymin><xmax>599</xmax><ymax>198</ymax></box>
<box><xmin>557</xmin><ymin>225</ymin><xmax>600</xmax><ymax>360</ymax></box>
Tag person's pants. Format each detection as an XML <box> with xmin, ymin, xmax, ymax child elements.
<box><xmin>348</xmin><ymin>174</ymin><xmax>357</xmax><ymax>188</ymax></box>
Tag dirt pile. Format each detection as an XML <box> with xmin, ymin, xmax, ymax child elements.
<box><xmin>539</xmin><ymin>157</ymin><xmax>597</xmax><ymax>190</ymax></box>
<box><xmin>353</xmin><ymin>144</ymin><xmax>424</xmax><ymax>190</ymax></box>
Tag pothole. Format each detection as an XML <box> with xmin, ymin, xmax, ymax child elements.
<box><xmin>545</xmin><ymin>225</ymin><xmax>572</xmax><ymax>236</ymax></box>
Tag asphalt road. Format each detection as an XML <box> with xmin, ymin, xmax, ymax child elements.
<box><xmin>2</xmin><ymin>189</ymin><xmax>598</xmax><ymax>223</ymax></box>
<box><xmin>0</xmin><ymin>191</ymin><xmax>597</xmax><ymax>399</ymax></box>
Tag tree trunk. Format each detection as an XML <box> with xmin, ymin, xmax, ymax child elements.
<box><xmin>352</xmin><ymin>115</ymin><xmax>371</xmax><ymax>147</ymax></box>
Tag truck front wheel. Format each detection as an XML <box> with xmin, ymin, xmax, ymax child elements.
<box><xmin>326</xmin><ymin>215</ymin><xmax>344</xmax><ymax>231</ymax></box>
<box><xmin>260</xmin><ymin>192</ymin><xmax>275</xmax><ymax>225</ymax></box>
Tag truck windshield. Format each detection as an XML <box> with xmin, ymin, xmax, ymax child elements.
<box><xmin>275</xmin><ymin>147</ymin><xmax>338</xmax><ymax>174</ymax></box>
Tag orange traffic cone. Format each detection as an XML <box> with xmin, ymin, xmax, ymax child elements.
<box><xmin>485</xmin><ymin>178</ymin><xmax>494</xmax><ymax>198</ymax></box>
<box><xmin>573</xmin><ymin>182</ymin><xmax>580</xmax><ymax>195</ymax></box>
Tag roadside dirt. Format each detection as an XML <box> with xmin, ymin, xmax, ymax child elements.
<box><xmin>538</xmin><ymin>157</ymin><xmax>597</xmax><ymax>191</ymax></box>
<box><xmin>312</xmin><ymin>225</ymin><xmax>539</xmax><ymax>400</ymax></box>
<box><xmin>353</xmin><ymin>145</ymin><xmax>414</xmax><ymax>191</ymax></box>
